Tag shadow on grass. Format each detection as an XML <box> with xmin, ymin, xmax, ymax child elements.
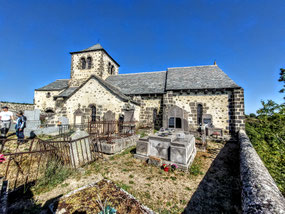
<box><xmin>183</xmin><ymin>141</ymin><xmax>242</xmax><ymax>214</ymax></box>
<box><xmin>7</xmin><ymin>182</ymin><xmax>63</xmax><ymax>214</ymax></box>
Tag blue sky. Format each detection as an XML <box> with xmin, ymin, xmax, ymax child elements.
<box><xmin>0</xmin><ymin>0</ymin><xmax>284</xmax><ymax>114</ymax></box>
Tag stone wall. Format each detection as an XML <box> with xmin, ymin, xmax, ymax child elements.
<box><xmin>34</xmin><ymin>90</ymin><xmax>62</xmax><ymax>112</ymax></box>
<box><xmin>133</xmin><ymin>95</ymin><xmax>163</xmax><ymax>129</ymax></box>
<box><xmin>70</xmin><ymin>50</ymin><xmax>119</xmax><ymax>86</ymax></box>
<box><xmin>60</xmin><ymin>78</ymin><xmax>140</xmax><ymax>125</ymax></box>
<box><xmin>239</xmin><ymin>130</ymin><xmax>285</xmax><ymax>213</ymax></box>
<box><xmin>163</xmin><ymin>90</ymin><xmax>232</xmax><ymax>133</ymax></box>
<box><xmin>0</xmin><ymin>101</ymin><xmax>34</xmax><ymax>112</ymax></box>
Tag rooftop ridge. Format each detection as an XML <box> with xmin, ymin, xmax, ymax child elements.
<box><xmin>117</xmin><ymin>71</ymin><xmax>166</xmax><ymax>76</ymax></box>
<box><xmin>168</xmin><ymin>65</ymin><xmax>218</xmax><ymax>69</ymax></box>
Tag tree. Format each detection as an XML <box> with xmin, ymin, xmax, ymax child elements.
<box><xmin>278</xmin><ymin>68</ymin><xmax>285</xmax><ymax>100</ymax></box>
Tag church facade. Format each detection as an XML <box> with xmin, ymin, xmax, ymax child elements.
<box><xmin>34</xmin><ymin>44</ymin><xmax>245</xmax><ymax>135</ymax></box>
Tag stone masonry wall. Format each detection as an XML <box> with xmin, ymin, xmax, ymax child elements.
<box><xmin>163</xmin><ymin>90</ymin><xmax>231</xmax><ymax>133</ymax></box>
<box><xmin>229</xmin><ymin>88</ymin><xmax>245</xmax><ymax>133</ymax></box>
<box><xmin>60</xmin><ymin>78</ymin><xmax>140</xmax><ymax>125</ymax></box>
<box><xmin>239</xmin><ymin>130</ymin><xmax>285</xmax><ymax>213</ymax></box>
<box><xmin>34</xmin><ymin>90</ymin><xmax>63</xmax><ymax>112</ymax></box>
<box><xmin>133</xmin><ymin>95</ymin><xmax>163</xmax><ymax>129</ymax></box>
<box><xmin>70</xmin><ymin>50</ymin><xmax>119</xmax><ymax>86</ymax></box>
<box><xmin>0</xmin><ymin>101</ymin><xmax>34</xmax><ymax>112</ymax></box>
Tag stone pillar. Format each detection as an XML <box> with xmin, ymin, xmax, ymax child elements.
<box><xmin>229</xmin><ymin>88</ymin><xmax>245</xmax><ymax>134</ymax></box>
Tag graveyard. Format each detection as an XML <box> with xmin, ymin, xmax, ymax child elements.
<box><xmin>0</xmin><ymin>113</ymin><xmax>241</xmax><ymax>213</ymax></box>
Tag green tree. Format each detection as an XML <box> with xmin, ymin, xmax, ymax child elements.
<box><xmin>278</xmin><ymin>68</ymin><xmax>285</xmax><ymax>100</ymax></box>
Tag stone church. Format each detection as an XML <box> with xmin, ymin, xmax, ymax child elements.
<box><xmin>34</xmin><ymin>44</ymin><xmax>245</xmax><ymax>135</ymax></box>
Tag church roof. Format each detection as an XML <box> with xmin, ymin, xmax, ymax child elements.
<box><xmin>106</xmin><ymin>65</ymin><xmax>239</xmax><ymax>95</ymax></box>
<box><xmin>166</xmin><ymin>65</ymin><xmax>239</xmax><ymax>90</ymax></box>
<box><xmin>106</xmin><ymin>71</ymin><xmax>166</xmax><ymax>95</ymax></box>
<box><xmin>55</xmin><ymin>75</ymin><xmax>139</xmax><ymax>105</ymax></box>
<box><xmin>69</xmin><ymin>43</ymin><xmax>120</xmax><ymax>66</ymax></box>
<box><xmin>81</xmin><ymin>44</ymin><xmax>103</xmax><ymax>52</ymax></box>
<box><xmin>56</xmin><ymin>87</ymin><xmax>78</xmax><ymax>97</ymax></box>
<box><xmin>35</xmin><ymin>79</ymin><xmax>69</xmax><ymax>91</ymax></box>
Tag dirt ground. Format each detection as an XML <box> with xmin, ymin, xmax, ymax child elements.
<box><xmin>6</xmin><ymin>140</ymin><xmax>241</xmax><ymax>214</ymax></box>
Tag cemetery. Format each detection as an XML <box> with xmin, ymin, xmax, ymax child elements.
<box><xmin>0</xmin><ymin>106</ymin><xmax>243</xmax><ymax>214</ymax></box>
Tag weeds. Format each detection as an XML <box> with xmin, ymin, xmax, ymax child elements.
<box><xmin>32</xmin><ymin>160</ymin><xmax>74</xmax><ymax>194</ymax></box>
<box><xmin>189</xmin><ymin>158</ymin><xmax>203</xmax><ymax>176</ymax></box>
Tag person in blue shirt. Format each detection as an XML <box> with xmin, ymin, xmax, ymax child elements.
<box><xmin>15</xmin><ymin>111</ymin><xmax>26</xmax><ymax>143</ymax></box>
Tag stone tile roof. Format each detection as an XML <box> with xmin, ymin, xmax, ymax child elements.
<box><xmin>81</xmin><ymin>44</ymin><xmax>103</xmax><ymax>52</ymax></box>
<box><xmin>55</xmin><ymin>75</ymin><xmax>139</xmax><ymax>105</ymax></box>
<box><xmin>106</xmin><ymin>71</ymin><xmax>166</xmax><ymax>95</ymax></box>
<box><xmin>56</xmin><ymin>87</ymin><xmax>78</xmax><ymax>98</ymax></box>
<box><xmin>35</xmin><ymin>79</ymin><xmax>69</xmax><ymax>91</ymax></box>
<box><xmin>166</xmin><ymin>65</ymin><xmax>239</xmax><ymax>90</ymax></box>
<box><xmin>69</xmin><ymin>43</ymin><xmax>120</xmax><ymax>66</ymax></box>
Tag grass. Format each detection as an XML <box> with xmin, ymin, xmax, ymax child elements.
<box><xmin>189</xmin><ymin>157</ymin><xmax>204</xmax><ymax>176</ymax></box>
<box><xmin>26</xmin><ymin>141</ymin><xmax>224</xmax><ymax>214</ymax></box>
<box><xmin>32</xmin><ymin>160</ymin><xmax>74</xmax><ymax>194</ymax></box>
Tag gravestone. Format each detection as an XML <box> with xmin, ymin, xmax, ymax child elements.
<box><xmin>24</xmin><ymin>110</ymin><xmax>41</xmax><ymax>137</ymax></box>
<box><xmin>70</xmin><ymin>130</ymin><xmax>91</xmax><ymax>167</ymax></box>
<box><xmin>103</xmin><ymin>111</ymin><xmax>115</xmax><ymax>134</ymax></box>
<box><xmin>163</xmin><ymin>105</ymin><xmax>189</xmax><ymax>131</ymax></box>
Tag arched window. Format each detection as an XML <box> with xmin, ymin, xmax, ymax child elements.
<box><xmin>45</xmin><ymin>109</ymin><xmax>54</xmax><ymax>114</ymax></box>
<box><xmin>46</xmin><ymin>92</ymin><xmax>51</xmax><ymax>98</ymax></box>
<box><xmin>87</xmin><ymin>57</ymin><xmax>92</xmax><ymax>69</ymax></box>
<box><xmin>81</xmin><ymin>58</ymin><xmax>86</xmax><ymax>69</ymax></box>
<box><xmin>197</xmin><ymin>104</ymin><xmax>203</xmax><ymax>125</ymax></box>
<box><xmin>91</xmin><ymin>106</ymin><xmax>96</xmax><ymax>122</ymax></box>
<box><xmin>111</xmin><ymin>65</ymin><xmax>115</xmax><ymax>75</ymax></box>
<box><xmin>108</xmin><ymin>62</ymin><xmax>111</xmax><ymax>74</ymax></box>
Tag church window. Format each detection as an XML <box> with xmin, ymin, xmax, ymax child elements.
<box><xmin>87</xmin><ymin>57</ymin><xmax>92</xmax><ymax>69</ymax></box>
<box><xmin>81</xmin><ymin>57</ymin><xmax>86</xmax><ymax>69</ymax></box>
<box><xmin>91</xmin><ymin>106</ymin><xmax>96</xmax><ymax>122</ymax></box>
<box><xmin>197</xmin><ymin>104</ymin><xmax>203</xmax><ymax>125</ymax></box>
<box><xmin>111</xmin><ymin>65</ymin><xmax>115</xmax><ymax>75</ymax></box>
<box><xmin>46</xmin><ymin>92</ymin><xmax>51</xmax><ymax>98</ymax></box>
<box><xmin>108</xmin><ymin>62</ymin><xmax>111</xmax><ymax>74</ymax></box>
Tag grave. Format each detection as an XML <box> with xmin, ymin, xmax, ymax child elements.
<box><xmin>134</xmin><ymin>129</ymin><xmax>196</xmax><ymax>171</ymax></box>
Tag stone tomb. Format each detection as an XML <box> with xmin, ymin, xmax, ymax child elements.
<box><xmin>135</xmin><ymin>131</ymin><xmax>196</xmax><ymax>170</ymax></box>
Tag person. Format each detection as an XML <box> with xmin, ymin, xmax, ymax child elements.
<box><xmin>15</xmin><ymin>111</ymin><xmax>26</xmax><ymax>143</ymax></box>
<box><xmin>0</xmin><ymin>106</ymin><xmax>14</xmax><ymax>138</ymax></box>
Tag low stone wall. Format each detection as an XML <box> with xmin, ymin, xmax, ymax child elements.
<box><xmin>239</xmin><ymin>130</ymin><xmax>285</xmax><ymax>213</ymax></box>
<box><xmin>98</xmin><ymin>135</ymin><xmax>138</xmax><ymax>154</ymax></box>
<box><xmin>0</xmin><ymin>102</ymin><xmax>34</xmax><ymax>112</ymax></box>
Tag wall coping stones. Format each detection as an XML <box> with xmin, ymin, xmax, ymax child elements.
<box><xmin>239</xmin><ymin>130</ymin><xmax>285</xmax><ymax>213</ymax></box>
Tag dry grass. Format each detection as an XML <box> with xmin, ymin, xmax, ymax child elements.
<box><xmin>32</xmin><ymin>141</ymin><xmax>224</xmax><ymax>213</ymax></box>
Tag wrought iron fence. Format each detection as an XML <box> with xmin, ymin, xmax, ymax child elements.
<box><xmin>0</xmin><ymin>134</ymin><xmax>103</xmax><ymax>192</ymax></box>
<box><xmin>88</xmin><ymin>120</ymin><xmax>136</xmax><ymax>139</ymax></box>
